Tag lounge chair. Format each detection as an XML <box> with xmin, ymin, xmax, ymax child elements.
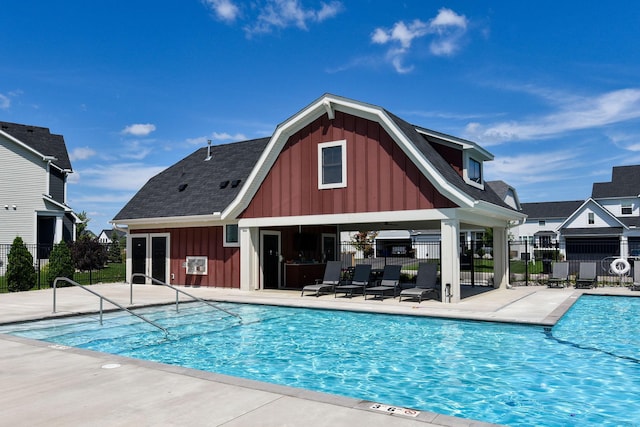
<box><xmin>364</xmin><ymin>265</ymin><xmax>402</xmax><ymax>300</ymax></box>
<box><xmin>547</xmin><ymin>262</ymin><xmax>569</xmax><ymax>288</ymax></box>
<box><xmin>334</xmin><ymin>264</ymin><xmax>371</xmax><ymax>298</ymax></box>
<box><xmin>300</xmin><ymin>261</ymin><xmax>342</xmax><ymax>297</ymax></box>
<box><xmin>575</xmin><ymin>262</ymin><xmax>597</xmax><ymax>289</ymax></box>
<box><xmin>399</xmin><ymin>263</ymin><xmax>439</xmax><ymax>303</ymax></box>
<box><xmin>630</xmin><ymin>267</ymin><xmax>640</xmax><ymax>291</ymax></box>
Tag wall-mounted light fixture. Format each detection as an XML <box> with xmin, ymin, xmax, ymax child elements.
<box><xmin>12</xmin><ymin>205</ymin><xmax>17</xmax><ymax>210</ymax></box>
<box><xmin>3</xmin><ymin>205</ymin><xmax>7</xmax><ymax>210</ymax></box>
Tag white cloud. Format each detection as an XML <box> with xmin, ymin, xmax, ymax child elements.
<box><xmin>69</xmin><ymin>147</ymin><xmax>97</xmax><ymax>161</ymax></box>
<box><xmin>122</xmin><ymin>123</ymin><xmax>156</xmax><ymax>136</ymax></box>
<box><xmin>205</xmin><ymin>0</ymin><xmax>343</xmax><ymax>35</ymax></box>
<box><xmin>371</xmin><ymin>8</ymin><xmax>468</xmax><ymax>73</ymax></box>
<box><xmin>0</xmin><ymin>94</ymin><xmax>10</xmax><ymax>109</ymax></box>
<box><xmin>464</xmin><ymin>88</ymin><xmax>640</xmax><ymax>145</ymax></box>
<box><xmin>203</xmin><ymin>0</ymin><xmax>240</xmax><ymax>22</ymax></box>
<box><xmin>73</xmin><ymin>163</ymin><xmax>166</xmax><ymax>192</ymax></box>
<box><xmin>186</xmin><ymin>131</ymin><xmax>248</xmax><ymax>145</ymax></box>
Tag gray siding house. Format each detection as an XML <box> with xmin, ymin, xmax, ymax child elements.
<box><xmin>0</xmin><ymin>121</ymin><xmax>77</xmax><ymax>254</ymax></box>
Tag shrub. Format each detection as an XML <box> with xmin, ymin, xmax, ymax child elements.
<box><xmin>71</xmin><ymin>237</ymin><xmax>107</xmax><ymax>271</ymax></box>
<box><xmin>6</xmin><ymin>236</ymin><xmax>36</xmax><ymax>292</ymax></box>
<box><xmin>47</xmin><ymin>242</ymin><xmax>75</xmax><ymax>286</ymax></box>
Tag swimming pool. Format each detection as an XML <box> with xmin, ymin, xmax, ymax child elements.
<box><xmin>0</xmin><ymin>295</ymin><xmax>638</xmax><ymax>426</ymax></box>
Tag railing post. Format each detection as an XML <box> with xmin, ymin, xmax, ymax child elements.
<box><xmin>175</xmin><ymin>290</ymin><xmax>179</xmax><ymax>312</ymax></box>
<box><xmin>52</xmin><ymin>279</ymin><xmax>57</xmax><ymax>313</ymax></box>
<box><xmin>99</xmin><ymin>298</ymin><xmax>103</xmax><ymax>325</ymax></box>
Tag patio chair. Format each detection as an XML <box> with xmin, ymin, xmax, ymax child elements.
<box><xmin>300</xmin><ymin>261</ymin><xmax>342</xmax><ymax>297</ymax></box>
<box><xmin>399</xmin><ymin>263</ymin><xmax>439</xmax><ymax>303</ymax></box>
<box><xmin>364</xmin><ymin>264</ymin><xmax>402</xmax><ymax>300</ymax></box>
<box><xmin>547</xmin><ymin>262</ymin><xmax>569</xmax><ymax>288</ymax></box>
<box><xmin>334</xmin><ymin>264</ymin><xmax>372</xmax><ymax>298</ymax></box>
<box><xmin>630</xmin><ymin>267</ymin><xmax>640</xmax><ymax>291</ymax></box>
<box><xmin>574</xmin><ymin>262</ymin><xmax>597</xmax><ymax>289</ymax></box>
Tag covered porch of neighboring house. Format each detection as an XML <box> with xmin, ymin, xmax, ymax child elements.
<box><xmin>238</xmin><ymin>206</ymin><xmax>516</xmax><ymax>303</ymax></box>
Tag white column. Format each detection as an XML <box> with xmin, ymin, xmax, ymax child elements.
<box><xmin>440</xmin><ymin>219</ymin><xmax>460</xmax><ymax>303</ymax></box>
<box><xmin>492</xmin><ymin>226</ymin><xmax>508</xmax><ymax>289</ymax></box>
<box><xmin>240</xmin><ymin>226</ymin><xmax>260</xmax><ymax>291</ymax></box>
<box><xmin>54</xmin><ymin>215</ymin><xmax>63</xmax><ymax>243</ymax></box>
<box><xmin>620</xmin><ymin>235</ymin><xmax>629</xmax><ymax>258</ymax></box>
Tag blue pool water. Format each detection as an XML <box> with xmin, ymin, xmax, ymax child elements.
<box><xmin>1</xmin><ymin>295</ymin><xmax>639</xmax><ymax>426</ymax></box>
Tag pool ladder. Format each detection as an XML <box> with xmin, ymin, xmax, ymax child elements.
<box><xmin>52</xmin><ymin>277</ymin><xmax>168</xmax><ymax>335</ymax></box>
<box><xmin>129</xmin><ymin>274</ymin><xmax>242</xmax><ymax>320</ymax></box>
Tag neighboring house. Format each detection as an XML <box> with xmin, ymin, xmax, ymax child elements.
<box><xmin>513</xmin><ymin>165</ymin><xmax>640</xmax><ymax>260</ymax></box>
<box><xmin>112</xmin><ymin>94</ymin><xmax>525</xmax><ymax>303</ymax></box>
<box><xmin>97</xmin><ymin>228</ymin><xmax>126</xmax><ymax>244</ymax></box>
<box><xmin>0</xmin><ymin>121</ymin><xmax>77</xmax><ymax>255</ymax></box>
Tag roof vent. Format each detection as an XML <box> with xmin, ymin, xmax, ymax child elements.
<box><xmin>219</xmin><ymin>180</ymin><xmax>229</xmax><ymax>189</ymax></box>
<box><xmin>231</xmin><ymin>179</ymin><xmax>242</xmax><ymax>188</ymax></box>
<box><xmin>178</xmin><ymin>183</ymin><xmax>188</xmax><ymax>192</ymax></box>
<box><xmin>205</xmin><ymin>139</ymin><xmax>212</xmax><ymax>161</ymax></box>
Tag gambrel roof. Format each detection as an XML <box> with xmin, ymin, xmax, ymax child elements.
<box><xmin>113</xmin><ymin>94</ymin><xmax>523</xmax><ymax>225</ymax></box>
<box><xmin>0</xmin><ymin>121</ymin><xmax>72</xmax><ymax>171</ymax></box>
<box><xmin>114</xmin><ymin>138</ymin><xmax>269</xmax><ymax>221</ymax></box>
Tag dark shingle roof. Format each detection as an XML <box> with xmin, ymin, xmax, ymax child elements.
<box><xmin>113</xmin><ymin>138</ymin><xmax>270</xmax><ymax>220</ymax></box>
<box><xmin>592</xmin><ymin>165</ymin><xmax>640</xmax><ymax>198</ymax></box>
<box><xmin>520</xmin><ymin>200</ymin><xmax>584</xmax><ymax>219</ymax></box>
<box><xmin>384</xmin><ymin>110</ymin><xmax>514</xmax><ymax>210</ymax></box>
<box><xmin>0</xmin><ymin>121</ymin><xmax>72</xmax><ymax>170</ymax></box>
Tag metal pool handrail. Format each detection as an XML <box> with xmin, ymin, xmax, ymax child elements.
<box><xmin>129</xmin><ymin>274</ymin><xmax>242</xmax><ymax>320</ymax></box>
<box><xmin>52</xmin><ymin>277</ymin><xmax>168</xmax><ymax>335</ymax></box>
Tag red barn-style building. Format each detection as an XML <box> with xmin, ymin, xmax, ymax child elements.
<box><xmin>112</xmin><ymin>94</ymin><xmax>525</xmax><ymax>303</ymax></box>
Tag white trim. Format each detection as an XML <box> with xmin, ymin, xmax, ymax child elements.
<box><xmin>317</xmin><ymin>139</ymin><xmax>347</xmax><ymax>190</ymax></box>
<box><xmin>111</xmin><ymin>212</ymin><xmax>222</xmax><ymax>229</ymax></box>
<box><xmin>222</xmin><ymin>94</ymin><xmax>478</xmax><ymax>220</ymax></box>
<box><xmin>0</xmin><ymin>129</ymin><xmax>58</xmax><ymax>163</ymax></box>
<box><xmin>223</xmin><ymin>223</ymin><xmax>240</xmax><ymax>247</ymax></box>
<box><xmin>127</xmin><ymin>232</ymin><xmax>171</xmax><ymax>284</ymax></box>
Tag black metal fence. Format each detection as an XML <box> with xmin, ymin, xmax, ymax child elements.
<box><xmin>0</xmin><ymin>243</ymin><xmax>126</xmax><ymax>293</ymax></box>
<box><xmin>339</xmin><ymin>240</ymin><xmax>495</xmax><ymax>286</ymax></box>
<box><xmin>508</xmin><ymin>239</ymin><xmax>637</xmax><ymax>287</ymax></box>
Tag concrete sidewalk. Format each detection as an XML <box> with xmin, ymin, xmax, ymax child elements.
<box><xmin>0</xmin><ymin>284</ymin><xmax>635</xmax><ymax>426</ymax></box>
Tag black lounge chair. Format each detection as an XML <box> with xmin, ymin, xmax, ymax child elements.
<box><xmin>301</xmin><ymin>261</ymin><xmax>342</xmax><ymax>297</ymax></box>
<box><xmin>364</xmin><ymin>265</ymin><xmax>402</xmax><ymax>300</ymax></box>
<box><xmin>399</xmin><ymin>263</ymin><xmax>439</xmax><ymax>303</ymax></box>
<box><xmin>547</xmin><ymin>262</ymin><xmax>569</xmax><ymax>288</ymax></box>
<box><xmin>575</xmin><ymin>262</ymin><xmax>597</xmax><ymax>289</ymax></box>
<box><xmin>334</xmin><ymin>264</ymin><xmax>371</xmax><ymax>298</ymax></box>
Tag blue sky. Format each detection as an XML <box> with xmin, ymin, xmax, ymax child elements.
<box><xmin>2</xmin><ymin>1</ymin><xmax>640</xmax><ymax>233</ymax></box>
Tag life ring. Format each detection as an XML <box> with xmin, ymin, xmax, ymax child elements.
<box><xmin>610</xmin><ymin>258</ymin><xmax>631</xmax><ymax>275</ymax></box>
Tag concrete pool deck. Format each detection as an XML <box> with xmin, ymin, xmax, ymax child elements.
<box><xmin>0</xmin><ymin>283</ymin><xmax>636</xmax><ymax>426</ymax></box>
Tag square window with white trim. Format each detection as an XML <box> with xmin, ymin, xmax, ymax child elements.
<box><xmin>224</xmin><ymin>224</ymin><xmax>239</xmax><ymax>247</ymax></box>
<box><xmin>318</xmin><ymin>140</ymin><xmax>347</xmax><ymax>189</ymax></box>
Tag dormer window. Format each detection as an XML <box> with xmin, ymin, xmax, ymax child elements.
<box><xmin>463</xmin><ymin>156</ymin><xmax>484</xmax><ymax>188</ymax></box>
<box><xmin>468</xmin><ymin>158</ymin><xmax>482</xmax><ymax>183</ymax></box>
<box><xmin>622</xmin><ymin>203</ymin><xmax>633</xmax><ymax>215</ymax></box>
<box><xmin>318</xmin><ymin>140</ymin><xmax>347</xmax><ymax>189</ymax></box>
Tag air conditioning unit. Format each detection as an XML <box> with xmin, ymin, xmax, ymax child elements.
<box><xmin>185</xmin><ymin>256</ymin><xmax>207</xmax><ymax>275</ymax></box>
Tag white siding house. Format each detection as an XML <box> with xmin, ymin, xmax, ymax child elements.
<box><xmin>0</xmin><ymin>122</ymin><xmax>76</xmax><ymax>251</ymax></box>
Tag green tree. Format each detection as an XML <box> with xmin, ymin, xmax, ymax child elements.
<box><xmin>351</xmin><ymin>231</ymin><xmax>378</xmax><ymax>258</ymax></box>
<box><xmin>108</xmin><ymin>232</ymin><xmax>122</xmax><ymax>263</ymax></box>
<box><xmin>47</xmin><ymin>242</ymin><xmax>75</xmax><ymax>286</ymax></box>
<box><xmin>6</xmin><ymin>236</ymin><xmax>36</xmax><ymax>292</ymax></box>
<box><xmin>75</xmin><ymin>211</ymin><xmax>90</xmax><ymax>239</ymax></box>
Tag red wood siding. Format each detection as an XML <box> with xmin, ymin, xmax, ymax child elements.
<box><xmin>136</xmin><ymin>227</ymin><xmax>239</xmax><ymax>288</ymax></box>
<box><xmin>431</xmin><ymin>143</ymin><xmax>463</xmax><ymax>178</ymax></box>
<box><xmin>241</xmin><ymin>112</ymin><xmax>457</xmax><ymax>218</ymax></box>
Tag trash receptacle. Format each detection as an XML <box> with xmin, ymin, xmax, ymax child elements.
<box><xmin>542</xmin><ymin>259</ymin><xmax>552</xmax><ymax>274</ymax></box>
